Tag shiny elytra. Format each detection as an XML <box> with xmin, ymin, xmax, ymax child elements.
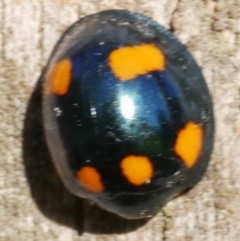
<box><xmin>42</xmin><ymin>10</ymin><xmax>214</xmax><ymax>219</ymax></box>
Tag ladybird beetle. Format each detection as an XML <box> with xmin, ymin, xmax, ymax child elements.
<box><xmin>42</xmin><ymin>10</ymin><xmax>214</xmax><ymax>219</ymax></box>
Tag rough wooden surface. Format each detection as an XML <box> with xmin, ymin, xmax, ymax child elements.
<box><xmin>1</xmin><ymin>0</ymin><xmax>240</xmax><ymax>240</ymax></box>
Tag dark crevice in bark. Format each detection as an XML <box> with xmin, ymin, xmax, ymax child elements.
<box><xmin>169</xmin><ymin>0</ymin><xmax>180</xmax><ymax>33</ymax></box>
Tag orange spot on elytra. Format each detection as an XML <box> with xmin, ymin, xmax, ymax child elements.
<box><xmin>108</xmin><ymin>44</ymin><xmax>165</xmax><ymax>81</ymax></box>
<box><xmin>77</xmin><ymin>166</ymin><xmax>104</xmax><ymax>193</ymax></box>
<box><xmin>120</xmin><ymin>155</ymin><xmax>153</xmax><ymax>186</ymax></box>
<box><xmin>47</xmin><ymin>59</ymin><xmax>72</xmax><ymax>95</ymax></box>
<box><xmin>174</xmin><ymin>122</ymin><xmax>203</xmax><ymax>168</ymax></box>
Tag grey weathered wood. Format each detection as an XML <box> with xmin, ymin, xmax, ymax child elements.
<box><xmin>0</xmin><ymin>0</ymin><xmax>240</xmax><ymax>240</ymax></box>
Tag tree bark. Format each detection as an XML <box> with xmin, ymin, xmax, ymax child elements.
<box><xmin>0</xmin><ymin>0</ymin><xmax>240</xmax><ymax>240</ymax></box>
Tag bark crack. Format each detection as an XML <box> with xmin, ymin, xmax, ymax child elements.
<box><xmin>169</xmin><ymin>0</ymin><xmax>180</xmax><ymax>33</ymax></box>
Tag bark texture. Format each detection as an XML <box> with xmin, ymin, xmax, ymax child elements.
<box><xmin>0</xmin><ymin>0</ymin><xmax>240</xmax><ymax>240</ymax></box>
